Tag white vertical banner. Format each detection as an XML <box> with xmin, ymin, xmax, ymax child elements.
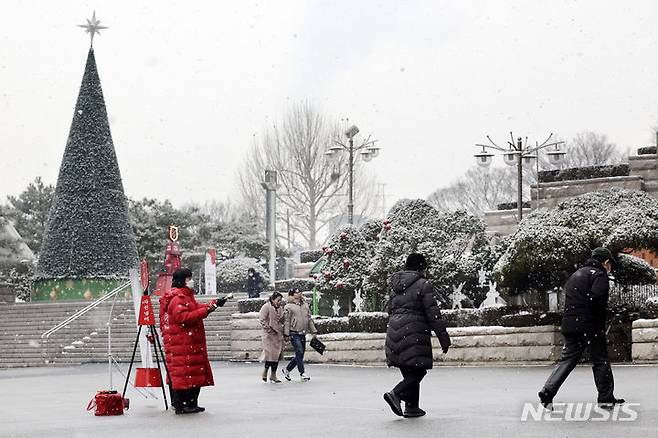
<box><xmin>129</xmin><ymin>269</ymin><xmax>153</xmax><ymax>367</ymax></box>
<box><xmin>204</xmin><ymin>248</ymin><xmax>217</xmax><ymax>295</ymax></box>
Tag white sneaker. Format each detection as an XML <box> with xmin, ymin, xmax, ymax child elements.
<box><xmin>282</xmin><ymin>368</ymin><xmax>291</xmax><ymax>381</ymax></box>
<box><xmin>300</xmin><ymin>373</ymin><xmax>310</xmax><ymax>381</ymax></box>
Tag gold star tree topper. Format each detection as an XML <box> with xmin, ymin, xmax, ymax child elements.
<box><xmin>77</xmin><ymin>11</ymin><xmax>108</xmax><ymax>46</ymax></box>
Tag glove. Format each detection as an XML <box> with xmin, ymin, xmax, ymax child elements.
<box><xmin>442</xmin><ymin>346</ymin><xmax>449</xmax><ymax>354</ymax></box>
<box><xmin>215</xmin><ymin>297</ymin><xmax>228</xmax><ymax>307</ymax></box>
<box><xmin>207</xmin><ymin>302</ymin><xmax>218</xmax><ymax>314</ymax></box>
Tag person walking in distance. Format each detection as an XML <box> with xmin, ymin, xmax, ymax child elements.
<box><xmin>282</xmin><ymin>288</ymin><xmax>317</xmax><ymax>382</ymax></box>
<box><xmin>246</xmin><ymin>268</ymin><xmax>264</xmax><ymax>299</ymax></box>
<box><xmin>259</xmin><ymin>292</ymin><xmax>285</xmax><ymax>383</ymax></box>
<box><xmin>538</xmin><ymin>247</ymin><xmax>625</xmax><ymax>409</ymax></box>
<box><xmin>384</xmin><ymin>253</ymin><xmax>451</xmax><ymax>418</ymax></box>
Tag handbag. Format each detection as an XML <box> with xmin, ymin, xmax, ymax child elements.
<box><xmin>86</xmin><ymin>390</ymin><xmax>128</xmax><ymax>416</ymax></box>
<box><xmin>309</xmin><ymin>337</ymin><xmax>326</xmax><ymax>355</ymax></box>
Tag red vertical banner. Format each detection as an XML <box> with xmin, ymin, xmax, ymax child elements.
<box><xmin>138</xmin><ymin>295</ymin><xmax>155</xmax><ymax>326</ymax></box>
<box><xmin>140</xmin><ymin>259</ymin><xmax>150</xmax><ymax>292</ymax></box>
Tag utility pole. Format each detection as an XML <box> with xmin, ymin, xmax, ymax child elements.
<box><xmin>261</xmin><ymin>170</ymin><xmax>279</xmax><ymax>287</ymax></box>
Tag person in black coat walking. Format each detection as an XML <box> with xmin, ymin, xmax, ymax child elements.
<box><xmin>538</xmin><ymin>247</ymin><xmax>625</xmax><ymax>409</ymax></box>
<box><xmin>383</xmin><ymin>253</ymin><xmax>451</xmax><ymax>418</ymax></box>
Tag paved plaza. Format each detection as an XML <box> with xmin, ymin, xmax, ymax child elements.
<box><xmin>1</xmin><ymin>362</ymin><xmax>657</xmax><ymax>438</ymax></box>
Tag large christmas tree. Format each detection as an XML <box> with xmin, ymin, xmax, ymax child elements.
<box><xmin>34</xmin><ymin>48</ymin><xmax>138</xmax><ymax>300</ymax></box>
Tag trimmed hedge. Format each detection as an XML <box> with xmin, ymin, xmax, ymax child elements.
<box><xmin>300</xmin><ymin>250</ymin><xmax>323</xmax><ymax>263</ymax></box>
<box><xmin>638</xmin><ymin>146</ymin><xmax>657</xmax><ymax>155</ymax></box>
<box><xmin>538</xmin><ymin>164</ymin><xmax>630</xmax><ymax>183</ymax></box>
<box><xmin>275</xmin><ymin>278</ymin><xmax>316</xmax><ymax>293</ymax></box>
<box><xmin>500</xmin><ymin>311</ymin><xmax>562</xmax><ymax>327</ymax></box>
<box><xmin>314</xmin><ymin>317</ymin><xmax>350</xmax><ymax>334</ymax></box>
<box><xmin>497</xmin><ymin>201</ymin><xmax>531</xmax><ymax>211</ymax></box>
<box><xmin>237</xmin><ymin>298</ymin><xmax>267</xmax><ymax>313</ymax></box>
<box><xmin>347</xmin><ymin>312</ymin><xmax>389</xmax><ymax>333</ymax></box>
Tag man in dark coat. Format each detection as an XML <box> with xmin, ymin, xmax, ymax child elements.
<box><xmin>383</xmin><ymin>253</ymin><xmax>451</xmax><ymax>418</ymax></box>
<box><xmin>538</xmin><ymin>247</ymin><xmax>625</xmax><ymax>409</ymax></box>
<box><xmin>246</xmin><ymin>268</ymin><xmax>264</xmax><ymax>298</ymax></box>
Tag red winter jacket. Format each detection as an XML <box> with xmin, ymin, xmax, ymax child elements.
<box><xmin>159</xmin><ymin>287</ymin><xmax>214</xmax><ymax>390</ymax></box>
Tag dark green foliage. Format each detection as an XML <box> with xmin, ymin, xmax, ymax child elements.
<box><xmin>275</xmin><ymin>278</ymin><xmax>315</xmax><ymax>292</ymax></box>
<box><xmin>637</xmin><ymin>146</ymin><xmax>657</xmax><ymax>155</ymax></box>
<box><xmin>5</xmin><ymin>177</ymin><xmax>54</xmax><ymax>253</ymax></box>
<box><xmin>36</xmin><ymin>49</ymin><xmax>138</xmax><ymax>280</ymax></box>
<box><xmin>614</xmin><ymin>254</ymin><xmax>657</xmax><ymax>286</ymax></box>
<box><xmin>347</xmin><ymin>312</ymin><xmax>388</xmax><ymax>332</ymax></box>
<box><xmin>314</xmin><ymin>317</ymin><xmax>349</xmax><ymax>334</ymax></box>
<box><xmin>237</xmin><ymin>297</ymin><xmax>268</xmax><ymax>313</ymax></box>
<box><xmin>538</xmin><ymin>164</ymin><xmax>630</xmax><ymax>183</ymax></box>
<box><xmin>500</xmin><ymin>312</ymin><xmax>562</xmax><ymax>327</ymax></box>
<box><xmin>364</xmin><ymin>200</ymin><xmax>490</xmax><ymax>309</ymax></box>
<box><xmin>496</xmin><ymin>201</ymin><xmax>530</xmax><ymax>211</ymax></box>
<box><xmin>300</xmin><ymin>250</ymin><xmax>323</xmax><ymax>263</ymax></box>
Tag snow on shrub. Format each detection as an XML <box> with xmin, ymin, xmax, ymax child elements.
<box><xmin>494</xmin><ymin>188</ymin><xmax>658</xmax><ymax>292</ymax></box>
<box><xmin>364</xmin><ymin>199</ymin><xmax>489</xmax><ymax>309</ymax></box>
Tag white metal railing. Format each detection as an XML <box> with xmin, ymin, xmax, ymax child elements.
<box><xmin>40</xmin><ymin>281</ymin><xmax>131</xmax><ymax>340</ymax></box>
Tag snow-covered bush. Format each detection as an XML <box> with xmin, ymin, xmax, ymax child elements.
<box><xmin>275</xmin><ymin>278</ymin><xmax>316</xmax><ymax>293</ymax></box>
<box><xmin>347</xmin><ymin>312</ymin><xmax>388</xmax><ymax>332</ymax></box>
<box><xmin>645</xmin><ymin>296</ymin><xmax>658</xmax><ymax>318</ymax></box>
<box><xmin>614</xmin><ymin>254</ymin><xmax>657</xmax><ymax>285</ymax></box>
<box><xmin>316</xmin><ymin>225</ymin><xmax>371</xmax><ymax>297</ymax></box>
<box><xmin>494</xmin><ymin>188</ymin><xmax>658</xmax><ymax>292</ymax></box>
<box><xmin>300</xmin><ymin>250</ymin><xmax>323</xmax><ymax>263</ymax></box>
<box><xmin>216</xmin><ymin>257</ymin><xmax>269</xmax><ymax>292</ymax></box>
<box><xmin>0</xmin><ymin>262</ymin><xmax>33</xmax><ymax>302</ymax></box>
<box><xmin>364</xmin><ymin>200</ymin><xmax>489</xmax><ymax>309</ymax></box>
<box><xmin>237</xmin><ymin>297</ymin><xmax>268</xmax><ymax>313</ymax></box>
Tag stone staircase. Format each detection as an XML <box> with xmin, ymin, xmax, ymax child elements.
<box><xmin>0</xmin><ymin>295</ymin><xmax>238</xmax><ymax>368</ymax></box>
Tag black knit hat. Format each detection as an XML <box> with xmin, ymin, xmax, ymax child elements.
<box><xmin>591</xmin><ymin>247</ymin><xmax>616</xmax><ymax>266</ymax></box>
<box><xmin>172</xmin><ymin>268</ymin><xmax>193</xmax><ymax>288</ymax></box>
<box><xmin>405</xmin><ymin>253</ymin><xmax>428</xmax><ymax>271</ymax></box>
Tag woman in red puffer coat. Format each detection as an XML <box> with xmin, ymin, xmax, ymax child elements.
<box><xmin>159</xmin><ymin>268</ymin><xmax>229</xmax><ymax>414</ymax></box>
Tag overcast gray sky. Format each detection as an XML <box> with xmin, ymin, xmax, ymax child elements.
<box><xmin>2</xmin><ymin>0</ymin><xmax>658</xmax><ymax>210</ymax></box>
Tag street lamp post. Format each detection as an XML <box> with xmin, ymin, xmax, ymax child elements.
<box><xmin>261</xmin><ymin>169</ymin><xmax>279</xmax><ymax>287</ymax></box>
<box><xmin>474</xmin><ymin>132</ymin><xmax>566</xmax><ymax>222</ymax></box>
<box><xmin>325</xmin><ymin>124</ymin><xmax>380</xmax><ymax>225</ymax></box>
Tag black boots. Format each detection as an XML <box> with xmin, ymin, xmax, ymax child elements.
<box><xmin>403</xmin><ymin>405</ymin><xmax>426</xmax><ymax>418</ymax></box>
<box><xmin>599</xmin><ymin>398</ymin><xmax>626</xmax><ymax>410</ymax></box>
<box><xmin>538</xmin><ymin>388</ymin><xmax>554</xmax><ymax>409</ymax></box>
<box><xmin>383</xmin><ymin>391</ymin><xmax>403</xmax><ymax>416</ymax></box>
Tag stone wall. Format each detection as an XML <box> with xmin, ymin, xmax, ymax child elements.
<box><xmin>230</xmin><ymin>312</ymin><xmax>561</xmax><ymax>365</ymax></box>
<box><xmin>631</xmin><ymin>318</ymin><xmax>658</xmax><ymax>362</ymax></box>
<box><xmin>485</xmin><ymin>153</ymin><xmax>658</xmax><ymax>236</ymax></box>
<box><xmin>483</xmin><ymin>209</ymin><xmax>531</xmax><ymax>236</ymax></box>
<box><xmin>531</xmin><ymin>176</ymin><xmax>644</xmax><ymax>210</ymax></box>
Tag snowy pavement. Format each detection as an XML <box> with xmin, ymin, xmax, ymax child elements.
<box><xmin>1</xmin><ymin>362</ymin><xmax>657</xmax><ymax>438</ymax></box>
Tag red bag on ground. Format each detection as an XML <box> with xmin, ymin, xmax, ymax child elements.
<box><xmin>86</xmin><ymin>390</ymin><xmax>128</xmax><ymax>416</ymax></box>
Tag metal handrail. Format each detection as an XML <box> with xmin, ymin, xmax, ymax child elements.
<box><xmin>40</xmin><ymin>281</ymin><xmax>131</xmax><ymax>339</ymax></box>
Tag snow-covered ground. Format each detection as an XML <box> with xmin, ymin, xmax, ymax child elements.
<box><xmin>1</xmin><ymin>362</ymin><xmax>657</xmax><ymax>438</ymax></box>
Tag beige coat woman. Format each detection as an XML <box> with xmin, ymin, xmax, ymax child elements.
<box><xmin>259</xmin><ymin>301</ymin><xmax>285</xmax><ymax>362</ymax></box>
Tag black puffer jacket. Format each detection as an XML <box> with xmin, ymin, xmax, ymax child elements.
<box><xmin>385</xmin><ymin>271</ymin><xmax>451</xmax><ymax>369</ymax></box>
<box><xmin>561</xmin><ymin>258</ymin><xmax>610</xmax><ymax>335</ymax></box>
